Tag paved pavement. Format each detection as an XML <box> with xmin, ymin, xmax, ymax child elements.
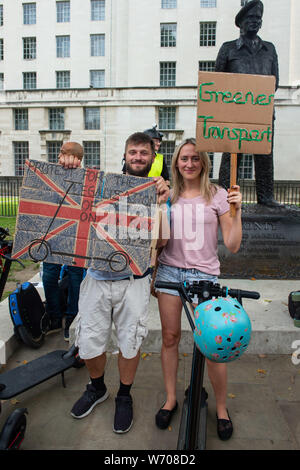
<box><xmin>0</xmin><ymin>276</ymin><xmax>300</xmax><ymax>451</ymax></box>
<box><xmin>1</xmin><ymin>334</ymin><xmax>300</xmax><ymax>451</ymax></box>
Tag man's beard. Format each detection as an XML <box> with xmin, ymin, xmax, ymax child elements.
<box><xmin>125</xmin><ymin>160</ymin><xmax>153</xmax><ymax>177</ymax></box>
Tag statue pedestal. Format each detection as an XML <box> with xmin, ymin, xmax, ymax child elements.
<box><xmin>219</xmin><ymin>204</ymin><xmax>300</xmax><ymax>279</ymax></box>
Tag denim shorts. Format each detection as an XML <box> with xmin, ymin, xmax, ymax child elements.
<box><xmin>155</xmin><ymin>263</ymin><xmax>218</xmax><ymax>297</ymax></box>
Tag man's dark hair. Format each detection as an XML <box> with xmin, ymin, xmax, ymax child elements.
<box><xmin>124</xmin><ymin>132</ymin><xmax>155</xmax><ymax>155</ymax></box>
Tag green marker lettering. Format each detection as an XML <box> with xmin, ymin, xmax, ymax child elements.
<box><xmin>197</xmin><ymin>116</ymin><xmax>273</xmax><ymax>149</ymax></box>
<box><xmin>230</xmin><ymin>128</ymin><xmax>239</xmax><ymax>141</ymax></box>
<box><xmin>249</xmin><ymin>129</ymin><xmax>260</xmax><ymax>141</ymax></box>
<box><xmin>267</xmin><ymin>94</ymin><xmax>275</xmax><ymax>105</ymax></box>
<box><xmin>221</xmin><ymin>91</ymin><xmax>233</xmax><ymax>103</ymax></box>
<box><xmin>244</xmin><ymin>92</ymin><xmax>255</xmax><ymax>105</ymax></box>
<box><xmin>198</xmin><ymin>115</ymin><xmax>214</xmax><ymax>138</ymax></box>
<box><xmin>199</xmin><ymin>82</ymin><xmax>214</xmax><ymax>102</ymax></box>
<box><xmin>233</xmin><ymin>92</ymin><xmax>244</xmax><ymax>104</ymax></box>
<box><xmin>209</xmin><ymin>126</ymin><xmax>221</xmax><ymax>139</ymax></box>
<box><xmin>255</xmin><ymin>94</ymin><xmax>267</xmax><ymax>105</ymax></box>
<box><xmin>237</xmin><ymin>128</ymin><xmax>250</xmax><ymax>149</ymax></box>
<box><xmin>261</xmin><ymin>127</ymin><xmax>273</xmax><ymax>142</ymax></box>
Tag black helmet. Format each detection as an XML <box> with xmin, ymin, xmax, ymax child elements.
<box><xmin>143</xmin><ymin>125</ymin><xmax>163</xmax><ymax>142</ymax></box>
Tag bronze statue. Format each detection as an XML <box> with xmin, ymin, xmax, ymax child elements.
<box><xmin>215</xmin><ymin>0</ymin><xmax>281</xmax><ymax>207</ymax></box>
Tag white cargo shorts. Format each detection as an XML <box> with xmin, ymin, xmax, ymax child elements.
<box><xmin>75</xmin><ymin>273</ymin><xmax>151</xmax><ymax>360</ymax></box>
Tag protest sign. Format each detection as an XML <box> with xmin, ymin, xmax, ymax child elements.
<box><xmin>196</xmin><ymin>71</ymin><xmax>275</xmax><ymax>215</ymax></box>
<box><xmin>12</xmin><ymin>160</ymin><xmax>158</xmax><ymax>276</ymax></box>
<box><xmin>196</xmin><ymin>71</ymin><xmax>275</xmax><ymax>154</ymax></box>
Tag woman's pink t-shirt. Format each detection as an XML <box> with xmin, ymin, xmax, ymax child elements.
<box><xmin>158</xmin><ymin>187</ymin><xmax>230</xmax><ymax>275</ymax></box>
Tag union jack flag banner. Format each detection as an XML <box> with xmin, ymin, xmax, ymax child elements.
<box><xmin>12</xmin><ymin>160</ymin><xmax>158</xmax><ymax>276</ymax></box>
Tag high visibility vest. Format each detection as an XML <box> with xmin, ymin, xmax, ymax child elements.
<box><xmin>148</xmin><ymin>153</ymin><xmax>164</xmax><ymax>177</ymax></box>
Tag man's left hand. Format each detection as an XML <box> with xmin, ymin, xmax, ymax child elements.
<box><xmin>59</xmin><ymin>154</ymin><xmax>82</xmax><ymax>169</ymax></box>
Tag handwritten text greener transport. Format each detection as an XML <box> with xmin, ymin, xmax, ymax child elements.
<box><xmin>197</xmin><ymin>81</ymin><xmax>274</xmax><ymax>150</ymax></box>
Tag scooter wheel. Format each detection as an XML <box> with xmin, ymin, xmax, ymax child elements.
<box><xmin>0</xmin><ymin>408</ymin><xmax>27</xmax><ymax>450</ymax></box>
<box><xmin>17</xmin><ymin>325</ymin><xmax>44</xmax><ymax>349</ymax></box>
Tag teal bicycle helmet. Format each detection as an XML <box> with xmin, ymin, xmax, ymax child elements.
<box><xmin>193</xmin><ymin>297</ymin><xmax>252</xmax><ymax>363</ymax></box>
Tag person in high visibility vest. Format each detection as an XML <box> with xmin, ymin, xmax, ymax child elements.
<box><xmin>122</xmin><ymin>126</ymin><xmax>170</xmax><ymax>183</ymax></box>
<box><xmin>144</xmin><ymin>126</ymin><xmax>170</xmax><ymax>182</ymax></box>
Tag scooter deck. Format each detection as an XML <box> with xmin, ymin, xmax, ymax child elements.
<box><xmin>0</xmin><ymin>350</ymin><xmax>76</xmax><ymax>400</ymax></box>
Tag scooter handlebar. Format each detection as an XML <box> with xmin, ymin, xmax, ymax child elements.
<box><xmin>227</xmin><ymin>288</ymin><xmax>260</xmax><ymax>300</ymax></box>
<box><xmin>154</xmin><ymin>281</ymin><xmax>260</xmax><ymax>301</ymax></box>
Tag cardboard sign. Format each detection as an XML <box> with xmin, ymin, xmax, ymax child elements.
<box><xmin>12</xmin><ymin>160</ymin><xmax>158</xmax><ymax>276</ymax></box>
<box><xmin>196</xmin><ymin>71</ymin><xmax>276</xmax><ymax>154</ymax></box>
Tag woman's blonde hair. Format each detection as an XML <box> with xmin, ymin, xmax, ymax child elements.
<box><xmin>171</xmin><ymin>138</ymin><xmax>217</xmax><ymax>203</ymax></box>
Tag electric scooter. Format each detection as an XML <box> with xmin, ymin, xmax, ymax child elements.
<box><xmin>0</xmin><ymin>226</ymin><xmax>83</xmax><ymax>450</ymax></box>
<box><xmin>155</xmin><ymin>279</ymin><xmax>260</xmax><ymax>450</ymax></box>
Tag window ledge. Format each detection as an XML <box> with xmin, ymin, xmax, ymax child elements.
<box><xmin>39</xmin><ymin>129</ymin><xmax>71</xmax><ymax>134</ymax></box>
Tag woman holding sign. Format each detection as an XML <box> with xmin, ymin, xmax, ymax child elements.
<box><xmin>154</xmin><ymin>138</ymin><xmax>242</xmax><ymax>440</ymax></box>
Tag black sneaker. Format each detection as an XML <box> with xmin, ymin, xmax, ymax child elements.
<box><xmin>64</xmin><ymin>316</ymin><xmax>74</xmax><ymax>341</ymax></box>
<box><xmin>113</xmin><ymin>395</ymin><xmax>133</xmax><ymax>433</ymax></box>
<box><xmin>45</xmin><ymin>318</ymin><xmax>62</xmax><ymax>335</ymax></box>
<box><xmin>70</xmin><ymin>384</ymin><xmax>109</xmax><ymax>419</ymax></box>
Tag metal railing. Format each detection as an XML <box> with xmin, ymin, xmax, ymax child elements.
<box><xmin>0</xmin><ymin>177</ymin><xmax>23</xmax><ymax>217</ymax></box>
<box><xmin>239</xmin><ymin>180</ymin><xmax>300</xmax><ymax>205</ymax></box>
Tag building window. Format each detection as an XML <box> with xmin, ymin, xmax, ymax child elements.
<box><xmin>0</xmin><ymin>73</ymin><xmax>3</xmax><ymax>89</ymax></box>
<box><xmin>161</xmin><ymin>0</ymin><xmax>177</xmax><ymax>8</ymax></box>
<box><xmin>0</xmin><ymin>5</ymin><xmax>3</xmax><ymax>26</ymax></box>
<box><xmin>160</xmin><ymin>140</ymin><xmax>175</xmax><ymax>172</ymax></box>
<box><xmin>83</xmin><ymin>141</ymin><xmax>100</xmax><ymax>169</ymax></box>
<box><xmin>200</xmin><ymin>22</ymin><xmax>216</xmax><ymax>46</ymax></box>
<box><xmin>208</xmin><ymin>152</ymin><xmax>214</xmax><ymax>178</ymax></box>
<box><xmin>14</xmin><ymin>141</ymin><xmax>29</xmax><ymax>176</ymax></box>
<box><xmin>23</xmin><ymin>3</ymin><xmax>36</xmax><ymax>25</ymax></box>
<box><xmin>14</xmin><ymin>109</ymin><xmax>28</xmax><ymax>130</ymax></box>
<box><xmin>23</xmin><ymin>71</ymin><xmax>36</xmax><ymax>89</ymax></box>
<box><xmin>90</xmin><ymin>69</ymin><xmax>105</xmax><ymax>87</ymax></box>
<box><xmin>56</xmin><ymin>35</ymin><xmax>70</xmax><ymax>57</ymax></box>
<box><xmin>56</xmin><ymin>70</ymin><xmax>70</xmax><ymax>88</ymax></box>
<box><xmin>47</xmin><ymin>141</ymin><xmax>62</xmax><ymax>163</ymax></box>
<box><xmin>238</xmin><ymin>154</ymin><xmax>254</xmax><ymax>179</ymax></box>
<box><xmin>160</xmin><ymin>62</ymin><xmax>176</xmax><ymax>87</ymax></box>
<box><xmin>200</xmin><ymin>0</ymin><xmax>217</xmax><ymax>7</ymax></box>
<box><xmin>199</xmin><ymin>60</ymin><xmax>215</xmax><ymax>71</ymax></box>
<box><xmin>91</xmin><ymin>0</ymin><xmax>105</xmax><ymax>20</ymax></box>
<box><xmin>159</xmin><ymin>107</ymin><xmax>176</xmax><ymax>129</ymax></box>
<box><xmin>84</xmin><ymin>108</ymin><xmax>100</xmax><ymax>130</ymax></box>
<box><xmin>23</xmin><ymin>37</ymin><xmax>36</xmax><ymax>60</ymax></box>
<box><xmin>56</xmin><ymin>1</ymin><xmax>70</xmax><ymax>22</ymax></box>
<box><xmin>49</xmin><ymin>108</ymin><xmax>64</xmax><ymax>130</ymax></box>
<box><xmin>160</xmin><ymin>23</ymin><xmax>177</xmax><ymax>47</ymax></box>
<box><xmin>0</xmin><ymin>38</ymin><xmax>3</xmax><ymax>60</ymax></box>
<box><xmin>90</xmin><ymin>34</ymin><xmax>105</xmax><ymax>56</ymax></box>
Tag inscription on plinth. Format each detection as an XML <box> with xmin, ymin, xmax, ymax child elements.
<box><xmin>218</xmin><ymin>205</ymin><xmax>300</xmax><ymax>279</ymax></box>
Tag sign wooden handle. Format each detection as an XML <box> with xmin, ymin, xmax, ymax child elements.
<box><xmin>230</xmin><ymin>153</ymin><xmax>237</xmax><ymax>218</ymax></box>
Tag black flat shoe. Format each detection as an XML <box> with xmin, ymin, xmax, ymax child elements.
<box><xmin>155</xmin><ymin>402</ymin><xmax>178</xmax><ymax>429</ymax></box>
<box><xmin>216</xmin><ymin>410</ymin><xmax>233</xmax><ymax>441</ymax></box>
